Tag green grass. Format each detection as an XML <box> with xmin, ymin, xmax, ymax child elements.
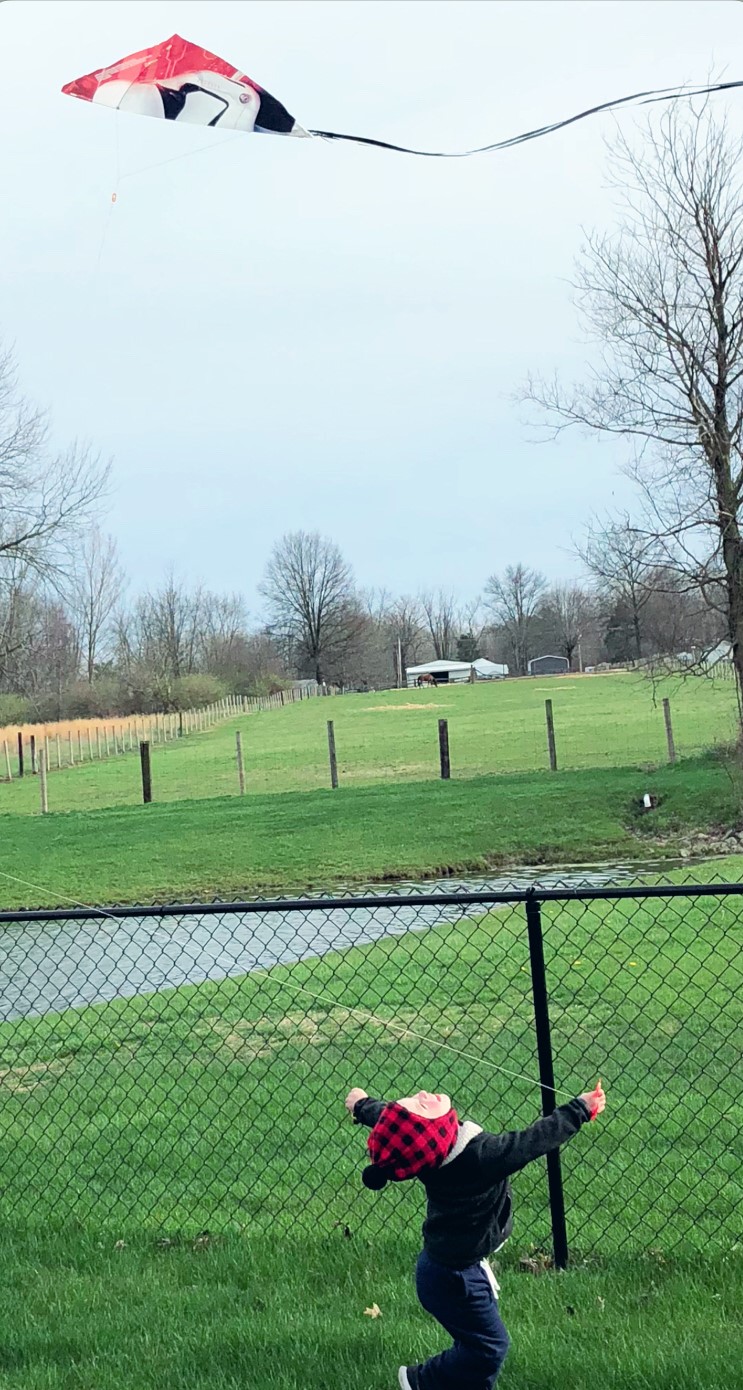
<box><xmin>0</xmin><ymin>756</ymin><xmax>740</xmax><ymax>908</ymax></box>
<box><xmin>0</xmin><ymin>1233</ymin><xmax>739</xmax><ymax>1390</ymax></box>
<box><xmin>1</xmin><ymin>672</ymin><xmax>739</xmax><ymax>816</ymax></box>
<box><xmin>0</xmin><ymin>895</ymin><xmax>740</xmax><ymax>1387</ymax></box>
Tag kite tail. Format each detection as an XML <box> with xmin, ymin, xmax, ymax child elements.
<box><xmin>308</xmin><ymin>78</ymin><xmax>743</xmax><ymax>158</ymax></box>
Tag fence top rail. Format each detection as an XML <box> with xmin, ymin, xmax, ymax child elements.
<box><xmin>0</xmin><ymin>880</ymin><xmax>742</xmax><ymax>924</ymax></box>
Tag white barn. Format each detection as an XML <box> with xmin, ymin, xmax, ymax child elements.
<box><xmin>406</xmin><ymin>658</ymin><xmax>508</xmax><ymax>686</ymax></box>
<box><xmin>472</xmin><ymin>658</ymin><xmax>509</xmax><ymax>680</ymax></box>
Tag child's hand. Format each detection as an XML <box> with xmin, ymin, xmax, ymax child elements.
<box><xmin>579</xmin><ymin>1080</ymin><xmax>606</xmax><ymax>1120</ymax></box>
<box><xmin>345</xmin><ymin>1088</ymin><xmax>368</xmax><ymax>1114</ymax></box>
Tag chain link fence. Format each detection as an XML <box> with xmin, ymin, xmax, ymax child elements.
<box><xmin>0</xmin><ymin>883</ymin><xmax>740</xmax><ymax>1263</ymax></box>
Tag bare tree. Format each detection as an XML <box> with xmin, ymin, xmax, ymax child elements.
<box><xmin>420</xmin><ymin>589</ymin><xmax>457</xmax><ymax>660</ymax></box>
<box><xmin>541</xmin><ymin>582</ymin><xmax>594</xmax><ymax>669</ymax></box>
<box><xmin>259</xmin><ymin>531</ymin><xmax>358</xmax><ymax>685</ymax></box>
<box><xmin>528</xmin><ymin>104</ymin><xmax>743</xmax><ymax>716</ymax></box>
<box><xmin>0</xmin><ymin>344</ymin><xmax>109</xmax><ymax>586</ymax></box>
<box><xmin>485</xmin><ymin>564</ymin><xmax>546</xmax><ymax>675</ymax></box>
<box><xmin>580</xmin><ymin>519</ymin><xmax>660</xmax><ymax>661</ymax></box>
<box><xmin>120</xmin><ymin>572</ymin><xmax>206</xmax><ymax>705</ymax></box>
<box><xmin>387</xmin><ymin>596</ymin><xmax>424</xmax><ymax>682</ymax></box>
<box><xmin>67</xmin><ymin>529</ymin><xmax>125</xmax><ymax>683</ymax></box>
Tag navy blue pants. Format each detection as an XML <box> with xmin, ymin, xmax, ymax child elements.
<box><xmin>412</xmin><ymin>1250</ymin><xmax>510</xmax><ymax>1390</ymax></box>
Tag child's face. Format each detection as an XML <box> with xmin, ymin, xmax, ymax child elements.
<box><xmin>398</xmin><ymin>1089</ymin><xmax>452</xmax><ymax>1119</ymax></box>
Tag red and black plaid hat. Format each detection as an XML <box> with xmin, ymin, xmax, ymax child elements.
<box><xmin>362</xmin><ymin>1102</ymin><xmax>459</xmax><ymax>1189</ymax></box>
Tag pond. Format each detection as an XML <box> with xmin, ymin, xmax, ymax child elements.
<box><xmin>0</xmin><ymin>859</ymin><xmax>723</xmax><ymax>1021</ymax></box>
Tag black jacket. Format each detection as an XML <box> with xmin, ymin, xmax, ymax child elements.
<box><xmin>353</xmin><ymin>1096</ymin><xmax>590</xmax><ymax>1268</ymax></box>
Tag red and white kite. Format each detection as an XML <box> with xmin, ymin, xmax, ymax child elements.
<box><xmin>63</xmin><ymin>35</ymin><xmax>743</xmax><ymax>158</ymax></box>
<box><xmin>62</xmin><ymin>34</ymin><xmax>308</xmax><ymax>139</ymax></box>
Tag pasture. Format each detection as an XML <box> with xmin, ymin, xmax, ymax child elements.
<box><xmin>0</xmin><ymin>672</ymin><xmax>738</xmax><ymax>817</ymax></box>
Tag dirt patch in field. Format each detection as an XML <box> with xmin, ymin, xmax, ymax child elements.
<box><xmin>194</xmin><ymin>1003</ymin><xmax>528</xmax><ymax>1064</ymax></box>
<box><xmin>362</xmin><ymin>703</ymin><xmax>452</xmax><ymax>713</ymax></box>
<box><xmin>0</xmin><ymin>1058</ymin><xmax>68</xmax><ymax>1094</ymax></box>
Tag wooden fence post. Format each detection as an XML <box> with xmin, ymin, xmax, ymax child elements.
<box><xmin>4</xmin><ymin>740</ymin><xmax>12</xmax><ymax>781</ymax></box>
<box><xmin>68</xmin><ymin>732</ymin><xmax>75</xmax><ymax>767</ymax></box>
<box><xmin>39</xmin><ymin>747</ymin><xmax>49</xmax><ymax>814</ymax></box>
<box><xmin>438</xmin><ymin>719</ymin><xmax>451</xmax><ymax>780</ymax></box>
<box><xmin>236</xmin><ymin>730</ymin><xmax>246</xmax><ymax>795</ymax></box>
<box><xmin>30</xmin><ymin>734</ymin><xmax>36</xmax><ymax>776</ymax></box>
<box><xmin>56</xmin><ymin>734</ymin><xmax>61</xmax><ymax>769</ymax></box>
<box><xmin>88</xmin><ymin>728</ymin><xmax>93</xmax><ymax>761</ymax></box>
<box><xmin>17</xmin><ymin>732</ymin><xmax>24</xmax><ymax>778</ymax></box>
<box><xmin>327</xmin><ymin>720</ymin><xmax>339</xmax><ymax>789</ymax></box>
<box><xmin>663</xmin><ymin>697</ymin><xmax>676</xmax><ymax>764</ymax></box>
<box><xmin>96</xmin><ymin>727</ymin><xmax>102</xmax><ymax>760</ymax></box>
<box><xmin>140</xmin><ymin>741</ymin><xmax>152</xmax><ymax>804</ymax></box>
<box><xmin>545</xmin><ymin>699</ymin><xmax>558</xmax><ymax>772</ymax></box>
<box><xmin>78</xmin><ymin>729</ymin><xmax>84</xmax><ymax>762</ymax></box>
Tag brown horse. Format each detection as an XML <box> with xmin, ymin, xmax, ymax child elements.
<box><xmin>417</xmin><ymin>673</ymin><xmax>436</xmax><ymax>687</ymax></box>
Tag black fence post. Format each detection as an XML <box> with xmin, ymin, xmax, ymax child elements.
<box><xmin>30</xmin><ymin>734</ymin><xmax>37</xmax><ymax>775</ymax></box>
<box><xmin>438</xmin><ymin>719</ymin><xmax>451</xmax><ymax>779</ymax></box>
<box><xmin>140</xmin><ymin>740</ymin><xmax>152</xmax><ymax>804</ymax></box>
<box><xmin>525</xmin><ymin>891</ymin><xmax>569</xmax><ymax>1270</ymax></box>
<box><xmin>17</xmin><ymin>731</ymin><xmax>24</xmax><ymax>778</ymax></box>
<box><xmin>178</xmin><ymin>711</ymin><xmax>183</xmax><ymax>738</ymax></box>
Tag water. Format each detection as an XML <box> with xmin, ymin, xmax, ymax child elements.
<box><xmin>0</xmin><ymin>860</ymin><xmax>724</xmax><ymax>1022</ymax></box>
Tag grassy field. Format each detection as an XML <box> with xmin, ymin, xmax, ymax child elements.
<box><xmin>0</xmin><ymin>672</ymin><xmax>738</xmax><ymax>817</ymax></box>
<box><xmin>0</xmin><ymin>1234</ymin><xmax>738</xmax><ymax>1390</ymax></box>
<box><xmin>0</xmin><ymin>893</ymin><xmax>740</xmax><ymax>1387</ymax></box>
<box><xmin>0</xmin><ymin>757</ymin><xmax>741</xmax><ymax>909</ymax></box>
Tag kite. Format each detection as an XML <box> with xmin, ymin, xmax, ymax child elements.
<box><xmin>62</xmin><ymin>35</ymin><xmax>307</xmax><ymax>138</ymax></box>
<box><xmin>62</xmin><ymin>34</ymin><xmax>743</xmax><ymax>159</ymax></box>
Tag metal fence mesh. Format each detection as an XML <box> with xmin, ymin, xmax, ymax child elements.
<box><xmin>0</xmin><ymin>885</ymin><xmax>740</xmax><ymax>1261</ymax></box>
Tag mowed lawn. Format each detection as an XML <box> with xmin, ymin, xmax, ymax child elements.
<box><xmin>0</xmin><ymin>672</ymin><xmax>738</xmax><ymax>816</ymax></box>
<box><xmin>0</xmin><ymin>759</ymin><xmax>741</xmax><ymax>909</ymax></box>
<box><xmin>0</xmin><ymin>893</ymin><xmax>740</xmax><ymax>1388</ymax></box>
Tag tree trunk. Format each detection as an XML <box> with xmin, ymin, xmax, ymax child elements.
<box><xmin>720</xmin><ymin>492</ymin><xmax>743</xmax><ymax>723</ymax></box>
<box><xmin>632</xmin><ymin>608</ymin><xmax>642</xmax><ymax>662</ymax></box>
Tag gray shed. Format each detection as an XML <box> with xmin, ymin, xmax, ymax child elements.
<box><xmin>528</xmin><ymin>654</ymin><xmax>570</xmax><ymax>676</ymax></box>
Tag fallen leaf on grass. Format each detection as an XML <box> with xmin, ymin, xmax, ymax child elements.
<box><xmin>364</xmin><ymin>1304</ymin><xmax>382</xmax><ymax>1318</ymax></box>
<box><xmin>518</xmin><ymin>1250</ymin><xmax>554</xmax><ymax>1275</ymax></box>
<box><xmin>597</xmin><ymin>1296</ymin><xmax>605</xmax><ymax>1312</ymax></box>
<box><xmin>113</xmin><ymin>1240</ymin><xmax>126</xmax><ymax>1251</ymax></box>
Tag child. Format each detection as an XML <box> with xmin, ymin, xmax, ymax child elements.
<box><xmin>345</xmin><ymin>1081</ymin><xmax>606</xmax><ymax>1390</ymax></box>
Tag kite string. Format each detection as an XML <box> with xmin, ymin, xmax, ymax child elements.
<box><xmin>116</xmin><ymin>131</ymin><xmax>244</xmax><ymax>186</ymax></box>
<box><xmin>0</xmin><ymin>865</ymin><xmax>572</xmax><ymax>1096</ymax></box>
<box><xmin>239</xmin><ymin>962</ymin><xmax>574</xmax><ymax>1100</ymax></box>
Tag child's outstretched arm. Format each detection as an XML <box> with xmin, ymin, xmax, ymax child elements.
<box><xmin>478</xmin><ymin>1083</ymin><xmax>606</xmax><ymax>1181</ymax></box>
<box><xmin>344</xmin><ymin>1088</ymin><xmax>387</xmax><ymax>1127</ymax></box>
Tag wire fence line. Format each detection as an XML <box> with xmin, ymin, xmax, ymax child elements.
<box><xmin>0</xmin><ymin>685</ymin><xmax>324</xmax><ymax>782</ymax></box>
<box><xmin>0</xmin><ymin>685</ymin><xmax>738</xmax><ymax>816</ymax></box>
<box><xmin>0</xmin><ymin>882</ymin><xmax>739</xmax><ymax>1263</ymax></box>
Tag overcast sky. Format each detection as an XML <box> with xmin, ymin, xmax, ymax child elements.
<box><xmin>1</xmin><ymin>0</ymin><xmax>742</xmax><ymax>614</ymax></box>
